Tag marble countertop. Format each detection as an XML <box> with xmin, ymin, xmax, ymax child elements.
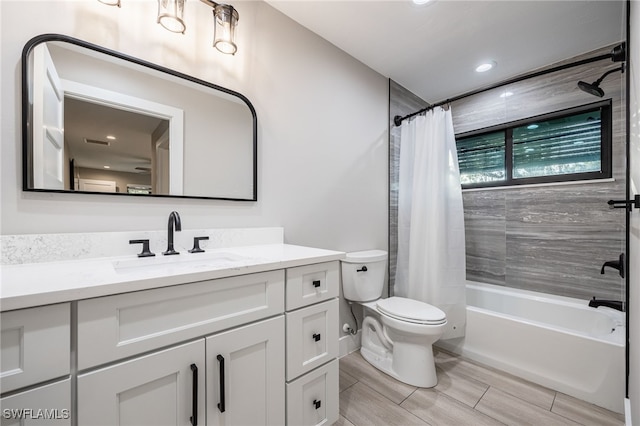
<box><xmin>0</xmin><ymin>244</ymin><xmax>345</xmax><ymax>312</ymax></box>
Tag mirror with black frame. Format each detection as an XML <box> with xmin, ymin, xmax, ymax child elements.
<box><xmin>22</xmin><ymin>34</ymin><xmax>257</xmax><ymax>201</ymax></box>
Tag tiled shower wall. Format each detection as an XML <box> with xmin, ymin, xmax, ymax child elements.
<box><xmin>389</xmin><ymin>80</ymin><xmax>430</xmax><ymax>296</ymax></box>
<box><xmin>389</xmin><ymin>45</ymin><xmax>626</xmax><ymax>301</ymax></box>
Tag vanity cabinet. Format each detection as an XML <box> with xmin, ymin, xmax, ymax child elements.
<box><xmin>0</xmin><ymin>249</ymin><xmax>343</xmax><ymax>426</ymax></box>
<box><xmin>77</xmin><ymin>316</ymin><xmax>284</xmax><ymax>426</ymax></box>
<box><xmin>285</xmin><ymin>262</ymin><xmax>340</xmax><ymax>426</ymax></box>
<box><xmin>76</xmin><ymin>270</ymin><xmax>285</xmax><ymax>425</ymax></box>
<box><xmin>0</xmin><ymin>304</ymin><xmax>71</xmax><ymax>426</ymax></box>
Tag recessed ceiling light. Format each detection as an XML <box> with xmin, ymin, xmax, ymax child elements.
<box><xmin>475</xmin><ymin>61</ymin><xmax>496</xmax><ymax>73</ymax></box>
<box><xmin>412</xmin><ymin>0</ymin><xmax>433</xmax><ymax>4</ymax></box>
<box><xmin>103</xmin><ymin>165</ymin><xmax>111</xmax><ymax>169</ymax></box>
<box><xmin>500</xmin><ymin>91</ymin><xmax>513</xmax><ymax>98</ymax></box>
<box><xmin>106</xmin><ymin>135</ymin><xmax>116</xmax><ymax>140</ymax></box>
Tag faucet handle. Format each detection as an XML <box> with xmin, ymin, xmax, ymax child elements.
<box><xmin>129</xmin><ymin>239</ymin><xmax>155</xmax><ymax>258</ymax></box>
<box><xmin>189</xmin><ymin>236</ymin><xmax>209</xmax><ymax>254</ymax></box>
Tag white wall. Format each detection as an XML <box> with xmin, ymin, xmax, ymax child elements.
<box><xmin>628</xmin><ymin>1</ymin><xmax>639</xmax><ymax>423</ymax></box>
<box><xmin>1</xmin><ymin>1</ymin><xmax>388</xmax><ymax>340</ymax></box>
<box><xmin>0</xmin><ymin>0</ymin><xmax>388</xmax><ymax>251</ymax></box>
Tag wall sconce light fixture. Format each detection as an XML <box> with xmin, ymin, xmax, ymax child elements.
<box><xmin>205</xmin><ymin>1</ymin><xmax>239</xmax><ymax>55</ymax></box>
<box><xmin>157</xmin><ymin>0</ymin><xmax>186</xmax><ymax>34</ymax></box>
<box><xmin>98</xmin><ymin>0</ymin><xmax>239</xmax><ymax>55</ymax></box>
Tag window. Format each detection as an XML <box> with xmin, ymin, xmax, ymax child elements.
<box><xmin>456</xmin><ymin>101</ymin><xmax>612</xmax><ymax>189</ymax></box>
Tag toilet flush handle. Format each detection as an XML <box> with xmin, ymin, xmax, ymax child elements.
<box><xmin>356</xmin><ymin>266</ymin><xmax>368</xmax><ymax>272</ymax></box>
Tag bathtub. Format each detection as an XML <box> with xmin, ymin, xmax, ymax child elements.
<box><xmin>436</xmin><ymin>282</ymin><xmax>625</xmax><ymax>413</ymax></box>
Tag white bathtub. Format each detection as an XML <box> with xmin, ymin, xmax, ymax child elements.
<box><xmin>436</xmin><ymin>282</ymin><xmax>625</xmax><ymax>413</ymax></box>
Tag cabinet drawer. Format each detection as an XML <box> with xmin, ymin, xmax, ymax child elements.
<box><xmin>286</xmin><ymin>359</ymin><xmax>338</xmax><ymax>426</ymax></box>
<box><xmin>286</xmin><ymin>299</ymin><xmax>338</xmax><ymax>380</ymax></box>
<box><xmin>286</xmin><ymin>261</ymin><xmax>339</xmax><ymax>311</ymax></box>
<box><xmin>77</xmin><ymin>270</ymin><xmax>284</xmax><ymax>370</ymax></box>
<box><xmin>0</xmin><ymin>379</ymin><xmax>71</xmax><ymax>425</ymax></box>
<box><xmin>1</xmin><ymin>304</ymin><xmax>70</xmax><ymax>393</ymax></box>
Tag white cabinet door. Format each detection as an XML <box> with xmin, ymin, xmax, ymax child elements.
<box><xmin>206</xmin><ymin>316</ymin><xmax>285</xmax><ymax>426</ymax></box>
<box><xmin>77</xmin><ymin>340</ymin><xmax>205</xmax><ymax>426</ymax></box>
<box><xmin>1</xmin><ymin>303</ymin><xmax>70</xmax><ymax>393</ymax></box>
<box><xmin>0</xmin><ymin>379</ymin><xmax>71</xmax><ymax>426</ymax></box>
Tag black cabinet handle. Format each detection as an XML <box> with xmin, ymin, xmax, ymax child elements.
<box><xmin>313</xmin><ymin>399</ymin><xmax>322</xmax><ymax>410</ymax></box>
<box><xmin>356</xmin><ymin>266</ymin><xmax>368</xmax><ymax>272</ymax></box>
<box><xmin>312</xmin><ymin>280</ymin><xmax>321</xmax><ymax>288</ymax></box>
<box><xmin>217</xmin><ymin>354</ymin><xmax>226</xmax><ymax>413</ymax></box>
<box><xmin>313</xmin><ymin>333</ymin><xmax>321</xmax><ymax>342</ymax></box>
<box><xmin>129</xmin><ymin>239</ymin><xmax>155</xmax><ymax>257</ymax></box>
<box><xmin>190</xmin><ymin>364</ymin><xmax>198</xmax><ymax>426</ymax></box>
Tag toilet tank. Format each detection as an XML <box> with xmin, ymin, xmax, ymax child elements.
<box><xmin>341</xmin><ymin>250</ymin><xmax>387</xmax><ymax>302</ymax></box>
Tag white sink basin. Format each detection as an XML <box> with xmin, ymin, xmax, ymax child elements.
<box><xmin>112</xmin><ymin>251</ymin><xmax>250</xmax><ymax>274</ymax></box>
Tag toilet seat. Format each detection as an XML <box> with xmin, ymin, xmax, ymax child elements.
<box><xmin>376</xmin><ymin>297</ymin><xmax>446</xmax><ymax>325</ymax></box>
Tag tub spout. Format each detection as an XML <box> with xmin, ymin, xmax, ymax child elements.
<box><xmin>600</xmin><ymin>253</ymin><xmax>624</xmax><ymax>278</ymax></box>
<box><xmin>588</xmin><ymin>297</ymin><xmax>625</xmax><ymax>312</ymax></box>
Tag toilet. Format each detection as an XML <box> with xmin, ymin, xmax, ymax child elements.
<box><xmin>341</xmin><ymin>250</ymin><xmax>447</xmax><ymax>388</ymax></box>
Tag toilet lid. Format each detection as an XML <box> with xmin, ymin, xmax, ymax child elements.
<box><xmin>376</xmin><ymin>297</ymin><xmax>447</xmax><ymax>325</ymax></box>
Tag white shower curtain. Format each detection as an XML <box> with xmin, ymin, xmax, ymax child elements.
<box><xmin>395</xmin><ymin>107</ymin><xmax>466</xmax><ymax>340</ymax></box>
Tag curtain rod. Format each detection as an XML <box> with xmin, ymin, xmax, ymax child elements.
<box><xmin>393</xmin><ymin>44</ymin><xmax>625</xmax><ymax>127</ymax></box>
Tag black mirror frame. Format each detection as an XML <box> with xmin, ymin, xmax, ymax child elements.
<box><xmin>21</xmin><ymin>33</ymin><xmax>258</xmax><ymax>201</ymax></box>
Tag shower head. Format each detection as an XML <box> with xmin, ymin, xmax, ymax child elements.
<box><xmin>577</xmin><ymin>80</ymin><xmax>605</xmax><ymax>97</ymax></box>
<box><xmin>577</xmin><ymin>65</ymin><xmax>624</xmax><ymax>98</ymax></box>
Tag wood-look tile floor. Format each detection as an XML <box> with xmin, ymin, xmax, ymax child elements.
<box><xmin>337</xmin><ymin>349</ymin><xmax>625</xmax><ymax>426</ymax></box>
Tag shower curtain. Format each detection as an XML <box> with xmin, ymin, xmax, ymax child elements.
<box><xmin>395</xmin><ymin>107</ymin><xmax>466</xmax><ymax>340</ymax></box>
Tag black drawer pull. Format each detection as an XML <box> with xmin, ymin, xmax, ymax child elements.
<box><xmin>217</xmin><ymin>355</ymin><xmax>226</xmax><ymax>413</ymax></box>
<box><xmin>313</xmin><ymin>399</ymin><xmax>322</xmax><ymax>410</ymax></box>
<box><xmin>190</xmin><ymin>364</ymin><xmax>198</xmax><ymax>426</ymax></box>
<box><xmin>356</xmin><ymin>266</ymin><xmax>368</xmax><ymax>272</ymax></box>
<box><xmin>312</xmin><ymin>280</ymin><xmax>321</xmax><ymax>288</ymax></box>
<box><xmin>313</xmin><ymin>333</ymin><xmax>321</xmax><ymax>342</ymax></box>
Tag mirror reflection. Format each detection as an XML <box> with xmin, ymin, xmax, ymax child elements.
<box><xmin>23</xmin><ymin>34</ymin><xmax>257</xmax><ymax>200</ymax></box>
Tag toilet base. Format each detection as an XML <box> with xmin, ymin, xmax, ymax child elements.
<box><xmin>360</xmin><ymin>338</ymin><xmax>438</xmax><ymax>388</ymax></box>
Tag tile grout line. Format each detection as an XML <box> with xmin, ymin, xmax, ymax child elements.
<box><xmin>446</xmin><ymin>365</ymin><xmax>557</xmax><ymax>412</ymax></box>
<box><xmin>473</xmin><ymin>384</ymin><xmax>491</xmax><ymax>410</ymax></box>
<box><xmin>550</xmin><ymin>391</ymin><xmax>558</xmax><ymax>412</ymax></box>
<box><xmin>340</xmin><ymin>380</ymin><xmax>360</xmax><ymax>394</ymax></box>
<box><xmin>364</xmin><ymin>379</ymin><xmax>417</xmax><ymax>407</ymax></box>
<box><xmin>399</xmin><ymin>387</ymin><xmax>419</xmax><ymax>406</ymax></box>
<box><xmin>354</xmin><ymin>379</ymin><xmax>424</xmax><ymax>422</ymax></box>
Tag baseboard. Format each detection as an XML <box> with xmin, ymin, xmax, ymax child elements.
<box><xmin>339</xmin><ymin>330</ymin><xmax>361</xmax><ymax>358</ymax></box>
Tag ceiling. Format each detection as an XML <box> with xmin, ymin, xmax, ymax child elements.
<box><xmin>266</xmin><ymin>0</ymin><xmax>626</xmax><ymax>104</ymax></box>
<box><xmin>65</xmin><ymin>97</ymin><xmax>164</xmax><ymax>174</ymax></box>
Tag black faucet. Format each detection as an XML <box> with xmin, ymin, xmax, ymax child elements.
<box><xmin>163</xmin><ymin>211</ymin><xmax>182</xmax><ymax>255</ymax></box>
<box><xmin>600</xmin><ymin>253</ymin><xmax>625</xmax><ymax>278</ymax></box>
<box><xmin>588</xmin><ymin>297</ymin><xmax>625</xmax><ymax>312</ymax></box>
